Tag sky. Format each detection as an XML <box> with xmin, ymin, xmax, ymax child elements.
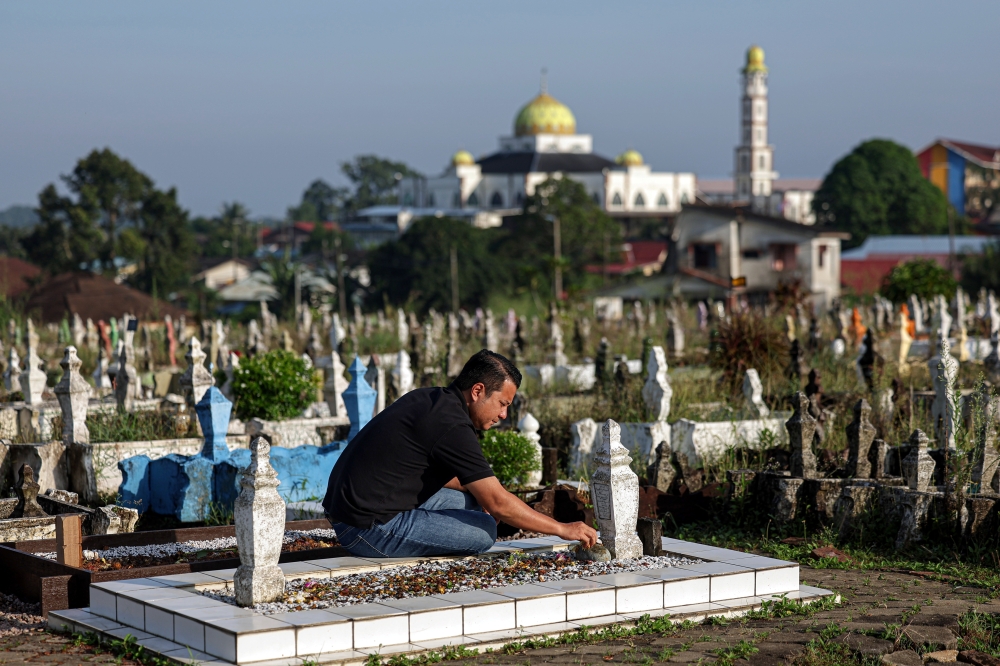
<box><xmin>2</xmin><ymin>1</ymin><xmax>998</xmax><ymax>219</ymax></box>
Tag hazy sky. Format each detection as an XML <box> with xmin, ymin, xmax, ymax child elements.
<box><xmin>2</xmin><ymin>2</ymin><xmax>997</xmax><ymax>218</ymax></box>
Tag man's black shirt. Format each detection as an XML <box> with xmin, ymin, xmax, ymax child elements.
<box><xmin>322</xmin><ymin>384</ymin><xmax>495</xmax><ymax>529</ymax></box>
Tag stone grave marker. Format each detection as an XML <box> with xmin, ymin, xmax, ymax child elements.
<box><xmin>846</xmin><ymin>399</ymin><xmax>875</xmax><ymax>478</ymax></box>
<box><xmin>179</xmin><ymin>337</ymin><xmax>215</xmax><ymax>406</ymax></box>
<box><xmin>13</xmin><ymin>464</ymin><xmax>46</xmax><ymax>518</ymax></box>
<box><xmin>641</xmin><ymin>346</ymin><xmax>672</xmax><ymax>422</ymax></box>
<box><xmin>234</xmin><ymin>437</ymin><xmax>285</xmax><ymax>607</ymax></box>
<box><xmin>743</xmin><ymin>369</ymin><xmax>769</xmax><ymax>418</ymax></box>
<box><xmin>901</xmin><ymin>430</ymin><xmax>936</xmax><ymax>491</ymax></box>
<box><xmin>787</xmin><ymin>392</ymin><xmax>818</xmax><ymax>478</ymax></box>
<box><xmin>590</xmin><ymin>419</ymin><xmax>642</xmax><ymax>560</ymax></box>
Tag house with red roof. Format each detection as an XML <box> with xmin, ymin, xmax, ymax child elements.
<box><xmin>916</xmin><ymin>139</ymin><xmax>1000</xmax><ymax>222</ymax></box>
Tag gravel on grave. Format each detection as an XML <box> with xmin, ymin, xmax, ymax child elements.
<box><xmin>202</xmin><ymin>551</ymin><xmax>703</xmax><ymax>614</ymax></box>
<box><xmin>35</xmin><ymin>529</ymin><xmax>338</xmax><ymax>571</ymax></box>
<box><xmin>0</xmin><ymin>591</ymin><xmax>44</xmax><ymax>637</ymax></box>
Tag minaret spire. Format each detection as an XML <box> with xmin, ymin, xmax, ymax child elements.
<box><xmin>734</xmin><ymin>45</ymin><xmax>777</xmax><ymax>212</ymax></box>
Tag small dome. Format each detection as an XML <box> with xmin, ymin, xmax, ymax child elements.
<box><xmin>514</xmin><ymin>92</ymin><xmax>576</xmax><ymax>136</ymax></box>
<box><xmin>743</xmin><ymin>45</ymin><xmax>767</xmax><ymax>74</ymax></box>
<box><xmin>451</xmin><ymin>150</ymin><xmax>475</xmax><ymax>166</ymax></box>
<box><xmin>616</xmin><ymin>149</ymin><xmax>644</xmax><ymax>167</ymax></box>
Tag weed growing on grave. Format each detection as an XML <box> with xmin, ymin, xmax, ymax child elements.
<box><xmin>714</xmin><ymin>638</ymin><xmax>760</xmax><ymax>666</ymax></box>
<box><xmin>957</xmin><ymin>609</ymin><xmax>1000</xmax><ymax>657</ymax></box>
<box><xmin>480</xmin><ymin>429</ymin><xmax>540</xmax><ymax>487</ymax></box>
<box><xmin>70</xmin><ymin>631</ymin><xmax>176</xmax><ymax>666</ymax></box>
<box><xmin>742</xmin><ymin>596</ymin><xmax>839</xmax><ymax>621</ymax></box>
<box><xmin>365</xmin><ymin>644</ymin><xmax>480</xmax><ymax>666</ymax></box>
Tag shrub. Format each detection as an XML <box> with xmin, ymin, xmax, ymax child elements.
<box><xmin>480</xmin><ymin>429</ymin><xmax>540</xmax><ymax>487</ymax></box>
<box><xmin>708</xmin><ymin>311</ymin><xmax>788</xmax><ymax>395</ymax></box>
<box><xmin>233</xmin><ymin>350</ymin><xmax>316</xmax><ymax>421</ymax></box>
<box><xmin>880</xmin><ymin>258</ymin><xmax>956</xmax><ymax>303</ymax></box>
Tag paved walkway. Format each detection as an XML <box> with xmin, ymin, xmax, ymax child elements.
<box><xmin>1</xmin><ymin>565</ymin><xmax>996</xmax><ymax>665</ymax></box>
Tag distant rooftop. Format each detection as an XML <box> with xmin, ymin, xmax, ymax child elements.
<box><xmin>842</xmin><ymin>235</ymin><xmax>993</xmax><ymax>260</ymax></box>
<box><xmin>697</xmin><ymin>178</ymin><xmax>821</xmax><ymax>195</ymax></box>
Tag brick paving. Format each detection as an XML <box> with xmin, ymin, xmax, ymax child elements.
<box><xmin>1</xmin><ymin>565</ymin><xmax>996</xmax><ymax>664</ymax></box>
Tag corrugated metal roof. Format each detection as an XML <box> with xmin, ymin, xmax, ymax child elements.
<box><xmin>841</xmin><ymin>235</ymin><xmax>993</xmax><ymax>260</ymax></box>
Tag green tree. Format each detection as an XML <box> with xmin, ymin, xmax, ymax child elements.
<box><xmin>232</xmin><ymin>350</ymin><xmax>317</xmax><ymax>421</ymax></box>
<box><xmin>494</xmin><ymin>177</ymin><xmax>622</xmax><ymax>298</ymax></box>
<box><xmin>287</xmin><ymin>179</ymin><xmax>349</xmax><ymax>222</ymax></box>
<box><xmin>367</xmin><ymin>217</ymin><xmax>505</xmax><ymax>314</ymax></box>
<box><xmin>189</xmin><ymin>201</ymin><xmax>258</xmax><ymax>259</ymax></box>
<box><xmin>24</xmin><ymin>183</ymin><xmax>102</xmax><ymax>272</ymax></box>
<box><xmin>341</xmin><ymin>155</ymin><xmax>421</xmax><ymax>214</ymax></box>
<box><xmin>119</xmin><ymin>187</ymin><xmax>197</xmax><ymax>294</ymax></box>
<box><xmin>813</xmin><ymin>139</ymin><xmax>950</xmax><ymax>248</ymax></box>
<box><xmin>880</xmin><ymin>258</ymin><xmax>956</xmax><ymax>303</ymax></box>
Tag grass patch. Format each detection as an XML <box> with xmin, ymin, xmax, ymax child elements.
<box><xmin>70</xmin><ymin>631</ymin><xmax>176</xmax><ymax>666</ymax></box>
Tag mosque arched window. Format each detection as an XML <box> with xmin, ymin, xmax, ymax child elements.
<box><xmin>611</xmin><ymin>193</ymin><xmax>622</xmax><ymax>206</ymax></box>
<box><xmin>657</xmin><ymin>193</ymin><xmax>668</xmax><ymax>207</ymax></box>
<box><xmin>490</xmin><ymin>192</ymin><xmax>503</xmax><ymax>207</ymax></box>
<box><xmin>452</xmin><ymin>193</ymin><xmax>460</xmax><ymax>207</ymax></box>
<box><xmin>634</xmin><ymin>193</ymin><xmax>645</xmax><ymax>208</ymax></box>
<box><xmin>428</xmin><ymin>193</ymin><xmax>436</xmax><ymax>206</ymax></box>
<box><xmin>759</xmin><ymin>155</ymin><xmax>766</xmax><ymax>169</ymax></box>
<box><xmin>467</xmin><ymin>192</ymin><xmax>479</xmax><ymax>206</ymax></box>
<box><xmin>516</xmin><ymin>192</ymin><xmax>524</xmax><ymax>206</ymax></box>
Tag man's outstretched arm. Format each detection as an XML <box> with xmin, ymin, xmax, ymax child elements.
<box><xmin>465</xmin><ymin>477</ymin><xmax>598</xmax><ymax>548</ymax></box>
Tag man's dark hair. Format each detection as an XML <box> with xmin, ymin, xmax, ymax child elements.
<box><xmin>454</xmin><ymin>349</ymin><xmax>522</xmax><ymax>395</ymax></box>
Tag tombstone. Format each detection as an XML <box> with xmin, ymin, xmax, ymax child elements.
<box><xmin>13</xmin><ymin>464</ymin><xmax>46</xmax><ymax>518</ymax></box>
<box><xmin>85</xmin><ymin>318</ymin><xmax>99</xmax><ymax>351</ymax></box>
<box><xmin>845</xmin><ymin>399</ymin><xmax>875</xmax><ymax>478</ymax></box>
<box><xmin>848</xmin><ymin>308</ymin><xmax>866</xmax><ymax>347</ymax></box>
<box><xmin>71</xmin><ymin>313</ymin><xmax>85</xmax><ymax>348</ymax></box>
<box><xmin>989</xmin><ymin>292</ymin><xmax>1000</xmax><ymax>337</ymax></box>
<box><xmin>518</xmin><ymin>413</ymin><xmax>543</xmax><ymax>487</ymax></box>
<box><xmin>869</xmin><ymin>439</ymin><xmax>888</xmax><ymax>479</ymax></box>
<box><xmin>281</xmin><ymin>330</ymin><xmax>295</xmax><ymax>353</ymax></box>
<box><xmin>646</xmin><ymin>442</ymin><xmax>676</xmax><ymax>493</ymax></box>
<box><xmin>830</xmin><ymin>337</ymin><xmax>846</xmax><ymax>359</ymax></box>
<box><xmin>901</xmin><ymin>430</ymin><xmax>936</xmax><ymax>492</ymax></box>
<box><xmin>697</xmin><ymin>301</ymin><xmax>709</xmax><ymax>331</ymax></box>
<box><xmin>641</xmin><ymin>346</ymin><xmax>672</xmax><ymax>422</ymax></box>
<box><xmin>787</xmin><ymin>340</ymin><xmax>804</xmax><ymax>383</ymax></box>
<box><xmin>247</xmin><ymin>319</ymin><xmax>267</xmax><ymax>356</ymax></box>
<box><xmin>631</xmin><ymin>300</ymin><xmax>645</xmax><ymax>337</ymax></box>
<box><xmin>613</xmin><ymin>355</ymin><xmax>632</xmax><ymax>390</ymax></box>
<box><xmin>743</xmin><ymin>369</ymin><xmax>769</xmax><ymax>418</ymax></box>
<box><xmin>298</xmin><ymin>306</ymin><xmax>313</xmax><ymax>342</ymax></box>
<box><xmin>786</xmin><ymin>392</ymin><xmax>818</xmax><ymax>478</ymax></box>
<box><xmin>343</xmin><ymin>357</ymin><xmax>377</xmax><ymax>442</ymax></box>
<box><xmin>115</xmin><ymin>319</ymin><xmax>141</xmax><ymax>412</ymax></box>
<box><xmin>446</xmin><ymin>313</ymin><xmax>462</xmax><ymax>378</ymax></box>
<box><xmin>856</xmin><ymin>329</ymin><xmax>882</xmax><ymax>392</ymax></box>
<box><xmin>179</xmin><ymin>337</ymin><xmax>215</xmax><ymax>406</ymax></box>
<box><xmin>91</xmin><ymin>346</ymin><xmax>112</xmax><ymax>389</ymax></box>
<box><xmin>54</xmin><ymin>347</ymin><xmax>90</xmax><ymax>448</ymax></box>
<box><xmin>928</xmin><ymin>333</ymin><xmax>958</xmax><ymax>449</ymax></box>
<box><xmin>909</xmin><ymin>294</ymin><xmax>925</xmax><ymax>334</ymax></box>
<box><xmin>323</xmin><ymin>351</ymin><xmax>349</xmax><ymax>418</ymax></box>
<box><xmin>258</xmin><ymin>304</ymin><xmax>274</xmax><ymax>341</ymax></box>
<box><xmin>233</xmin><ymin>437</ymin><xmax>285</xmax><ymax>607</ymax></box>
<box><xmin>161</xmin><ymin>315</ymin><xmax>176</xmax><ymax>367</ymax></box>
<box><xmin>873</xmin><ymin>298</ymin><xmax>886</xmax><ymax>332</ymax></box>
<box><xmin>196</xmin><ymin>386</ymin><xmax>233</xmax><ymax>463</ymax></box>
<box><xmin>573</xmin><ymin>318</ymin><xmax>591</xmax><ymax>355</ymax></box>
<box><xmin>931</xmin><ymin>294</ymin><xmax>953</xmax><ymax>354</ymax></box>
<box><xmin>139</xmin><ymin>324</ymin><xmax>154</xmax><ymax>373</ymax></box>
<box><xmin>19</xmin><ymin>336</ymin><xmax>47</xmax><ymax>405</ymax></box>
<box><xmin>807</xmin><ymin>317</ymin><xmax>821</xmax><ymax>352</ymax></box>
<box><xmin>985</xmin><ymin>333</ymin><xmax>1000</xmax><ymax>385</ymax></box>
<box><xmin>391</xmin><ymin>349</ymin><xmax>414</xmax><ymax>399</ymax></box>
<box><xmin>665</xmin><ymin>311</ymin><xmax>684</xmax><ymax>357</ymax></box>
<box><xmin>365</xmin><ymin>355</ymin><xmax>386</xmax><ymax>416</ymax></box>
<box><xmin>590</xmin><ymin>420</ymin><xmax>642</xmax><ymax>560</ymax></box>
<box><xmin>306</xmin><ymin>325</ymin><xmax>324</xmax><ymax>362</ymax></box>
<box><xmin>421</xmin><ymin>320</ymin><xmax>438</xmax><ymax>370</ymax></box>
<box><xmin>898</xmin><ymin>307</ymin><xmax>914</xmax><ymax>373</ymax></box>
<box><xmin>3</xmin><ymin>347</ymin><xmax>21</xmax><ymax>392</ymax></box>
<box><xmin>331</xmin><ymin>313</ymin><xmax>347</xmax><ymax>353</ymax></box>
<box><xmin>595</xmin><ymin>338</ymin><xmax>612</xmax><ymax>388</ymax></box>
<box><xmin>483</xmin><ymin>309</ymin><xmax>498</xmax><ymax>351</ymax></box>
<box><xmin>549</xmin><ymin>317</ymin><xmax>567</xmax><ymax>367</ymax></box>
<box><xmin>784</xmin><ymin>314</ymin><xmax>796</xmax><ymax>342</ymax></box>
<box><xmin>969</xmin><ymin>381</ymin><xmax>1000</xmax><ymax>493</ymax></box>
<box><xmin>221</xmin><ymin>352</ymin><xmax>240</xmax><ymax>401</ymax></box>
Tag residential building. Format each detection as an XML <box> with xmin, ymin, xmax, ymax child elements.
<box><xmin>916</xmin><ymin>139</ymin><xmax>1000</xmax><ymax>221</ymax></box>
<box><xmin>840</xmin><ymin>235</ymin><xmax>992</xmax><ymax>294</ymax></box>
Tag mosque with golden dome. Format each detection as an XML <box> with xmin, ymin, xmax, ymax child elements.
<box><xmin>398</xmin><ymin>84</ymin><xmax>696</xmax><ymax>224</ymax></box>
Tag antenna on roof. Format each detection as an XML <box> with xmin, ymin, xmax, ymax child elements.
<box><xmin>540</xmin><ymin>67</ymin><xmax>548</xmax><ymax>94</ymax></box>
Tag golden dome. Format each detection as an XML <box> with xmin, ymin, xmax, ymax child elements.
<box><xmin>514</xmin><ymin>92</ymin><xmax>576</xmax><ymax>136</ymax></box>
<box><xmin>451</xmin><ymin>150</ymin><xmax>475</xmax><ymax>166</ymax></box>
<box><xmin>615</xmin><ymin>149</ymin><xmax>644</xmax><ymax>166</ymax></box>
<box><xmin>743</xmin><ymin>45</ymin><xmax>767</xmax><ymax>74</ymax></box>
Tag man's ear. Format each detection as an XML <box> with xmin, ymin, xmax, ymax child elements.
<box><xmin>470</xmin><ymin>382</ymin><xmax>486</xmax><ymax>402</ymax></box>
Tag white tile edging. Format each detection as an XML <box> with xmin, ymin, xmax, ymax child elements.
<box><xmin>50</xmin><ymin>537</ymin><xmax>833</xmax><ymax>665</ymax></box>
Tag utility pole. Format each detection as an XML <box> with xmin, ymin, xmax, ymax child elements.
<box><xmin>450</xmin><ymin>244</ymin><xmax>459</xmax><ymax>313</ymax></box>
<box><xmin>552</xmin><ymin>215</ymin><xmax>563</xmax><ymax>300</ymax></box>
<box><xmin>231</xmin><ymin>214</ymin><xmax>241</xmax><ymax>284</ymax></box>
<box><xmin>334</xmin><ymin>235</ymin><xmax>348</xmax><ymax>322</ymax></box>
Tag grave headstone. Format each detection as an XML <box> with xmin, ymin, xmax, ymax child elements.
<box><xmin>985</xmin><ymin>333</ymin><xmax>1000</xmax><ymax>385</ymax></box>
<box><xmin>969</xmin><ymin>382</ymin><xmax>1000</xmax><ymax>493</ymax></box>
<box><xmin>696</xmin><ymin>301</ymin><xmax>708</xmax><ymax>331</ymax></box>
<box><xmin>3</xmin><ymin>347</ymin><xmax>21</xmax><ymax>392</ymax></box>
<box><xmin>901</xmin><ymin>430</ymin><xmax>936</xmax><ymax>491</ymax></box>
<box><xmin>306</xmin><ymin>325</ymin><xmax>324</xmax><ymax>362</ymax></box>
<box><xmin>19</xmin><ymin>331</ymin><xmax>47</xmax><ymax>405</ymax></box>
<box><xmin>909</xmin><ymin>294</ymin><xmax>925</xmax><ymax>334</ymax></box>
<box><xmin>743</xmin><ymin>369</ymin><xmax>769</xmax><ymax>418</ymax></box>
<box><xmin>808</xmin><ymin>317</ymin><xmax>821</xmax><ymax>352</ymax></box>
<box><xmin>179</xmin><ymin>337</ymin><xmax>215</xmax><ymax>406</ymax></box>
<box><xmin>196</xmin><ymin>386</ymin><xmax>233</xmax><ymax>463</ymax></box>
<box><xmin>365</xmin><ymin>355</ymin><xmax>386</xmax><ymax>416</ymax></box>
<box><xmin>323</xmin><ymin>351</ymin><xmax>349</xmax><ymax>417</ymax></box>
<box><xmin>233</xmin><ymin>437</ymin><xmax>285</xmax><ymax>607</ymax></box>
<box><xmin>54</xmin><ymin>347</ymin><xmax>90</xmax><ymax>447</ymax></box>
<box><xmin>869</xmin><ymin>439</ymin><xmax>888</xmax><ymax>479</ymax></box>
<box><xmin>13</xmin><ymin>464</ymin><xmax>46</xmax><ymax>518</ymax></box>
<box><xmin>641</xmin><ymin>346</ymin><xmax>672</xmax><ymax>422</ymax></box>
<box><xmin>85</xmin><ymin>318</ymin><xmax>99</xmax><ymax>352</ymax></box>
<box><xmin>787</xmin><ymin>392</ymin><xmax>818</xmax><ymax>478</ymax></box>
<box><xmin>595</xmin><ymin>338</ymin><xmax>611</xmax><ymax>388</ymax></box>
<box><xmin>221</xmin><ymin>352</ymin><xmax>239</xmax><ymax>400</ymax></box>
<box><xmin>665</xmin><ymin>310</ymin><xmax>684</xmax><ymax>357</ymax></box>
<box><xmin>788</xmin><ymin>339</ymin><xmax>804</xmax><ymax>382</ymax></box>
<box><xmin>71</xmin><ymin>314</ymin><xmax>85</xmax><ymax>348</ymax></box>
<box><xmin>846</xmin><ymin>399</ymin><xmax>875</xmax><ymax>478</ymax></box>
<box><xmin>115</xmin><ymin>318</ymin><xmax>141</xmax><ymax>412</ymax></box>
<box><xmin>856</xmin><ymin>328</ymin><xmax>882</xmax><ymax>392</ymax></box>
<box><xmin>165</xmin><ymin>315</ymin><xmax>178</xmax><ymax>366</ymax></box>
<box><xmin>483</xmin><ymin>309</ymin><xmax>498</xmax><ymax>351</ymax></box>
<box><xmin>391</xmin><ymin>349</ymin><xmax>414</xmax><ymax>399</ymax></box>
<box><xmin>928</xmin><ymin>332</ymin><xmax>958</xmax><ymax>449</ymax></box>
<box><xmin>343</xmin><ymin>356</ymin><xmax>376</xmax><ymax>441</ymax></box>
<box><xmin>784</xmin><ymin>314</ymin><xmax>796</xmax><ymax>342</ymax></box>
<box><xmin>446</xmin><ymin>313</ymin><xmax>462</xmax><ymax>377</ymax></box>
<box><xmin>636</xmin><ymin>517</ymin><xmax>663</xmax><ymax>557</ymax></box>
<box><xmin>590</xmin><ymin>419</ymin><xmax>642</xmax><ymax>560</ymax></box>
<box><xmin>518</xmin><ymin>413</ymin><xmax>543</xmax><ymax>487</ymax></box>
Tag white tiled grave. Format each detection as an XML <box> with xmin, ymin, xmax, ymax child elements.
<box><xmin>49</xmin><ymin>535</ymin><xmax>835</xmax><ymax>665</ymax></box>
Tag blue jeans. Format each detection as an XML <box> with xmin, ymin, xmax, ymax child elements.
<box><xmin>329</xmin><ymin>488</ymin><xmax>497</xmax><ymax>558</ymax></box>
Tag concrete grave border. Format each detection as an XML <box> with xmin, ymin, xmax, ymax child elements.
<box><xmin>49</xmin><ymin>536</ymin><xmax>834</xmax><ymax>665</ymax></box>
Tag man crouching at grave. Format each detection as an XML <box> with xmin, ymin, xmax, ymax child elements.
<box><xmin>323</xmin><ymin>349</ymin><xmax>598</xmax><ymax>557</ymax></box>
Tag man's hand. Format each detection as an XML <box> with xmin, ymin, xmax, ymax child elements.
<box><xmin>466</xmin><ymin>477</ymin><xmax>598</xmax><ymax>548</ymax></box>
<box><xmin>556</xmin><ymin>521</ymin><xmax>597</xmax><ymax>548</ymax></box>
